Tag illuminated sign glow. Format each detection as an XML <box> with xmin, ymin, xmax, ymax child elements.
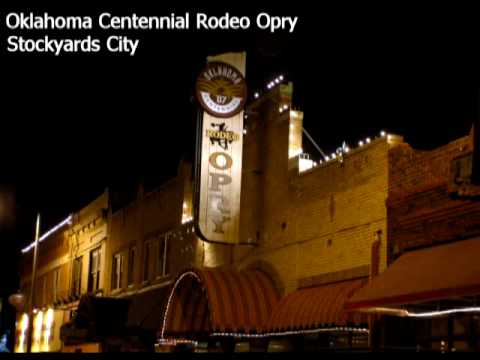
<box><xmin>196</xmin><ymin>60</ymin><xmax>247</xmax><ymax>118</ymax></box>
<box><xmin>196</xmin><ymin>53</ymin><xmax>246</xmax><ymax>244</ymax></box>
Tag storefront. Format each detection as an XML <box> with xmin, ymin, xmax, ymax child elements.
<box><xmin>14</xmin><ymin>308</ymin><xmax>65</xmax><ymax>353</ymax></box>
<box><xmin>59</xmin><ymin>295</ymin><xmax>130</xmax><ymax>352</ymax></box>
<box><xmin>346</xmin><ymin>237</ymin><xmax>480</xmax><ymax>352</ymax></box>
<box><xmin>159</xmin><ymin>267</ymin><xmax>370</xmax><ymax>352</ymax></box>
<box><xmin>266</xmin><ymin>278</ymin><xmax>369</xmax><ymax>351</ymax></box>
<box><xmin>159</xmin><ymin>267</ymin><xmax>279</xmax><ymax>352</ymax></box>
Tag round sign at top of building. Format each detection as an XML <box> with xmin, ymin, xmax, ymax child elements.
<box><xmin>196</xmin><ymin>61</ymin><xmax>247</xmax><ymax>118</ymax></box>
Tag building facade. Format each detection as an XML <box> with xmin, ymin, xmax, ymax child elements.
<box><xmin>159</xmin><ymin>83</ymin><xmax>406</xmax><ymax>352</ymax></box>
<box><xmin>15</xmin><ymin>191</ymin><xmax>109</xmax><ymax>352</ymax></box>
<box><xmin>13</xmin><ymin>80</ymin><xmax>479</xmax><ymax>352</ymax></box>
<box><xmin>346</xmin><ymin>128</ymin><xmax>480</xmax><ymax>352</ymax></box>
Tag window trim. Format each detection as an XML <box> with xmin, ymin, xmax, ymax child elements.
<box><xmin>111</xmin><ymin>252</ymin><xmax>124</xmax><ymax>291</ymax></box>
<box><xmin>88</xmin><ymin>247</ymin><xmax>102</xmax><ymax>293</ymax></box>
<box><xmin>72</xmin><ymin>256</ymin><xmax>83</xmax><ymax>297</ymax></box>
<box><xmin>127</xmin><ymin>246</ymin><xmax>136</xmax><ymax>287</ymax></box>
<box><xmin>53</xmin><ymin>267</ymin><xmax>60</xmax><ymax>302</ymax></box>
<box><xmin>156</xmin><ymin>233</ymin><xmax>170</xmax><ymax>279</ymax></box>
<box><xmin>143</xmin><ymin>241</ymin><xmax>151</xmax><ymax>283</ymax></box>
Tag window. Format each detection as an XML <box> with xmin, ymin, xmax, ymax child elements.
<box><xmin>143</xmin><ymin>241</ymin><xmax>151</xmax><ymax>282</ymax></box>
<box><xmin>156</xmin><ymin>234</ymin><xmax>170</xmax><ymax>277</ymax></box>
<box><xmin>72</xmin><ymin>257</ymin><xmax>82</xmax><ymax>297</ymax></box>
<box><xmin>41</xmin><ymin>275</ymin><xmax>47</xmax><ymax>306</ymax></box>
<box><xmin>88</xmin><ymin>247</ymin><xmax>101</xmax><ymax>293</ymax></box>
<box><xmin>53</xmin><ymin>268</ymin><xmax>60</xmax><ymax>302</ymax></box>
<box><xmin>164</xmin><ymin>233</ymin><xmax>170</xmax><ymax>275</ymax></box>
<box><xmin>111</xmin><ymin>253</ymin><xmax>124</xmax><ymax>291</ymax></box>
<box><xmin>127</xmin><ymin>247</ymin><xmax>136</xmax><ymax>286</ymax></box>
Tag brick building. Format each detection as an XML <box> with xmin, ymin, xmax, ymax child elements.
<box><xmin>347</xmin><ymin>128</ymin><xmax>480</xmax><ymax>352</ymax></box>
<box><xmin>13</xmin><ymin>77</ymin><xmax>479</xmax><ymax>352</ymax></box>
<box><xmin>15</xmin><ymin>191</ymin><xmax>108</xmax><ymax>352</ymax></box>
<box><xmin>160</xmin><ymin>83</ymin><xmax>405</xmax><ymax>352</ymax></box>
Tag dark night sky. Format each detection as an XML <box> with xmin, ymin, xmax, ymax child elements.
<box><xmin>1</xmin><ymin>3</ymin><xmax>480</xmax><ymax>335</ymax></box>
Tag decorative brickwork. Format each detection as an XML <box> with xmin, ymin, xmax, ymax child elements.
<box><xmin>388</xmin><ymin>132</ymin><xmax>480</xmax><ymax>260</ymax></box>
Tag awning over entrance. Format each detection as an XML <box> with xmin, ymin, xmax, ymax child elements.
<box><xmin>346</xmin><ymin>238</ymin><xmax>480</xmax><ymax>312</ymax></box>
<box><xmin>267</xmin><ymin>279</ymin><xmax>368</xmax><ymax>333</ymax></box>
<box><xmin>126</xmin><ymin>285</ymin><xmax>171</xmax><ymax>331</ymax></box>
<box><xmin>161</xmin><ymin>268</ymin><xmax>279</xmax><ymax>338</ymax></box>
<box><xmin>60</xmin><ymin>295</ymin><xmax>130</xmax><ymax>344</ymax></box>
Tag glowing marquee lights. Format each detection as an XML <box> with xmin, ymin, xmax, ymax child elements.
<box><xmin>406</xmin><ymin>307</ymin><xmax>480</xmax><ymax>318</ymax></box>
<box><xmin>159</xmin><ymin>272</ymin><xmax>369</xmax><ymax>344</ymax></box>
<box><xmin>297</xmin><ymin>130</ymin><xmax>397</xmax><ymax>174</ymax></box>
<box><xmin>211</xmin><ymin>327</ymin><xmax>369</xmax><ymax>338</ymax></box>
<box><xmin>367</xmin><ymin>306</ymin><xmax>480</xmax><ymax>318</ymax></box>
<box><xmin>160</xmin><ymin>271</ymin><xmax>202</xmax><ymax>340</ymax></box>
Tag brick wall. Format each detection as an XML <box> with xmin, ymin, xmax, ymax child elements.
<box><xmin>389</xmin><ymin>135</ymin><xmax>472</xmax><ymax>200</ymax></box>
<box><xmin>18</xmin><ymin>191</ymin><xmax>109</xmax><ymax>310</ymax></box>
<box><xmin>19</xmin><ymin>230</ymin><xmax>71</xmax><ymax>308</ymax></box>
<box><xmin>19</xmin><ymin>231</ymin><xmax>69</xmax><ymax>280</ymax></box>
<box><xmin>69</xmin><ymin>191</ymin><xmax>109</xmax><ymax>296</ymax></box>
<box><xmin>236</xmin><ymin>139</ymin><xmax>389</xmax><ymax>294</ymax></box>
<box><xmin>199</xmin><ymin>85</ymin><xmax>392</xmax><ymax>295</ymax></box>
<box><xmin>105</xmin><ymin>161</ymin><xmax>198</xmax><ymax>296</ymax></box>
<box><xmin>387</xmin><ymin>130</ymin><xmax>480</xmax><ymax>259</ymax></box>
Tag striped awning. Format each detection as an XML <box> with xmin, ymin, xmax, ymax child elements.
<box><xmin>268</xmin><ymin>279</ymin><xmax>368</xmax><ymax>333</ymax></box>
<box><xmin>161</xmin><ymin>268</ymin><xmax>279</xmax><ymax>338</ymax></box>
<box><xmin>346</xmin><ymin>237</ymin><xmax>480</xmax><ymax>311</ymax></box>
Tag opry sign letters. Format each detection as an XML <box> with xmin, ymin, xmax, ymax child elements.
<box><xmin>195</xmin><ymin>52</ymin><xmax>246</xmax><ymax>244</ymax></box>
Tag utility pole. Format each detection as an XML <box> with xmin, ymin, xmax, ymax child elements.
<box><xmin>26</xmin><ymin>213</ymin><xmax>40</xmax><ymax>353</ymax></box>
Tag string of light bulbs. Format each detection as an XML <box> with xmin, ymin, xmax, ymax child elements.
<box><xmin>299</xmin><ymin>130</ymin><xmax>391</xmax><ymax>172</ymax></box>
<box><xmin>251</xmin><ymin>74</ymin><xmax>285</xmax><ymax>100</ymax></box>
<box><xmin>211</xmin><ymin>327</ymin><xmax>369</xmax><ymax>338</ymax></box>
<box><xmin>21</xmin><ymin>215</ymin><xmax>73</xmax><ymax>254</ymax></box>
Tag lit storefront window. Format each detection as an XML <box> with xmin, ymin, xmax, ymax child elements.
<box><xmin>42</xmin><ymin>308</ymin><xmax>54</xmax><ymax>352</ymax></box>
<box><xmin>15</xmin><ymin>309</ymin><xmax>56</xmax><ymax>353</ymax></box>
<box><xmin>15</xmin><ymin>313</ymin><xmax>29</xmax><ymax>353</ymax></box>
<box><xmin>182</xmin><ymin>201</ymin><xmax>193</xmax><ymax>224</ymax></box>
<box><xmin>31</xmin><ymin>310</ymin><xmax>43</xmax><ymax>352</ymax></box>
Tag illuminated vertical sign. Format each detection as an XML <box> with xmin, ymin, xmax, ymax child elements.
<box><xmin>195</xmin><ymin>52</ymin><xmax>246</xmax><ymax>244</ymax></box>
